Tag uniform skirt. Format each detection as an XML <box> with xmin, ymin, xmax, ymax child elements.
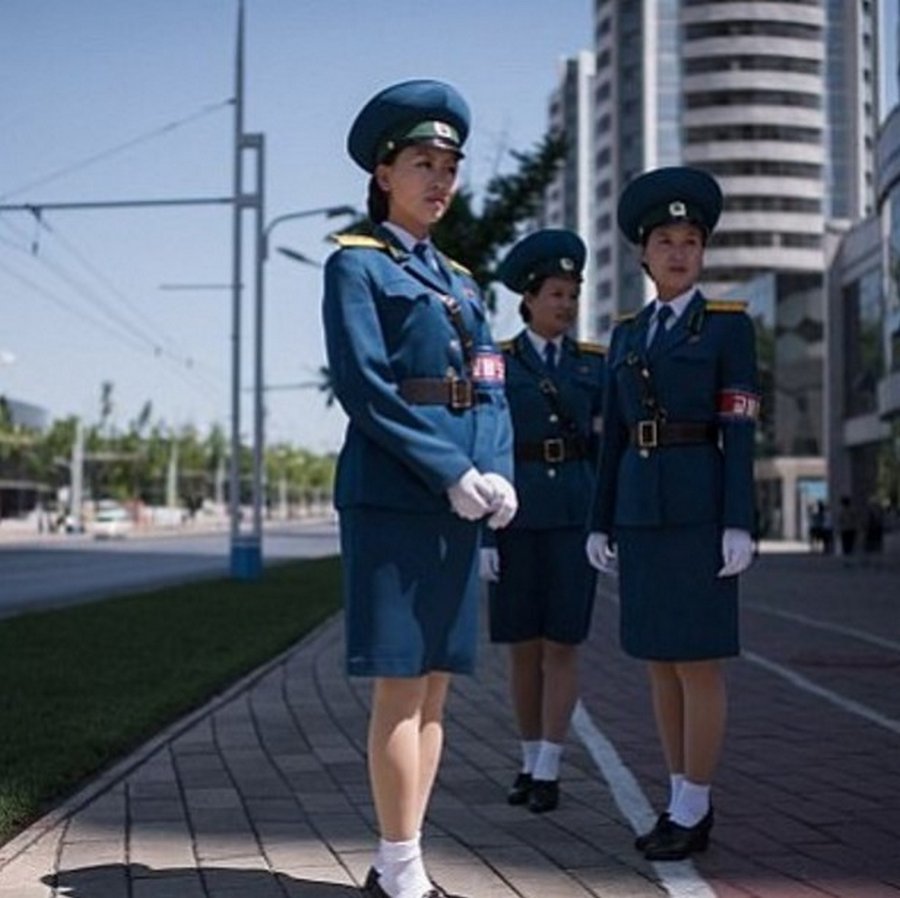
<box><xmin>489</xmin><ymin>527</ymin><xmax>596</xmax><ymax>645</ymax></box>
<box><xmin>616</xmin><ymin>522</ymin><xmax>738</xmax><ymax>661</ymax></box>
<box><xmin>339</xmin><ymin>507</ymin><xmax>481</xmax><ymax>677</ymax></box>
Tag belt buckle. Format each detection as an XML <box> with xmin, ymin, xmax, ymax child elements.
<box><xmin>448</xmin><ymin>379</ymin><xmax>473</xmax><ymax>410</ymax></box>
<box><xmin>543</xmin><ymin>438</ymin><xmax>565</xmax><ymax>463</ymax></box>
<box><xmin>637</xmin><ymin>419</ymin><xmax>658</xmax><ymax>449</ymax></box>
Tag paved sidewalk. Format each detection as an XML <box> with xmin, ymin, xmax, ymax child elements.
<box><xmin>1</xmin><ymin>546</ymin><xmax>898</xmax><ymax>897</ymax></box>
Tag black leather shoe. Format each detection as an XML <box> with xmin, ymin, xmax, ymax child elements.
<box><xmin>634</xmin><ymin>812</ymin><xmax>669</xmax><ymax>851</ymax></box>
<box><xmin>362</xmin><ymin>867</ymin><xmax>380</xmax><ymax>894</ymax></box>
<box><xmin>527</xmin><ymin>778</ymin><xmax>559</xmax><ymax>813</ymax></box>
<box><xmin>643</xmin><ymin>809</ymin><xmax>714</xmax><ymax>861</ymax></box>
<box><xmin>507</xmin><ymin>771</ymin><xmax>533</xmax><ymax>805</ymax></box>
<box><xmin>362</xmin><ymin>877</ymin><xmax>441</xmax><ymax>898</ymax></box>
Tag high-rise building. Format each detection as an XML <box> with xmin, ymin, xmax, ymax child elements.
<box><xmin>578</xmin><ymin>0</ymin><xmax>879</xmax><ymax>339</ymax></box>
<box><xmin>542</xmin><ymin>50</ymin><xmax>597</xmax><ymax>341</ymax></box>
<box><xmin>543</xmin><ymin>0</ymin><xmax>881</xmax><ymax>537</ymax></box>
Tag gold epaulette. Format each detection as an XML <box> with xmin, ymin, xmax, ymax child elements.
<box><xmin>331</xmin><ymin>233</ymin><xmax>390</xmax><ymax>250</ymax></box>
<box><xmin>445</xmin><ymin>256</ymin><xmax>472</xmax><ymax>276</ymax></box>
<box><xmin>577</xmin><ymin>341</ymin><xmax>607</xmax><ymax>355</ymax></box>
<box><xmin>705</xmin><ymin>299</ymin><xmax>748</xmax><ymax>312</ymax></box>
<box><xmin>497</xmin><ymin>339</ymin><xmax>515</xmax><ymax>352</ymax></box>
<box><xmin>615</xmin><ymin>312</ymin><xmax>638</xmax><ymax>323</ymax></box>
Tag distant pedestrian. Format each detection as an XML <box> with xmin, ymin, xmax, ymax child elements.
<box><xmin>821</xmin><ymin>503</ymin><xmax>834</xmax><ymax>555</ymax></box>
<box><xmin>808</xmin><ymin>500</ymin><xmax>825</xmax><ymax>553</ymax></box>
<box><xmin>862</xmin><ymin>499</ymin><xmax>885</xmax><ymax>564</ymax></box>
<box><xmin>838</xmin><ymin>496</ymin><xmax>858</xmax><ymax>562</ymax></box>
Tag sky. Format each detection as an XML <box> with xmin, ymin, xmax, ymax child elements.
<box><xmin>1</xmin><ymin>1</ymin><xmax>898</xmax><ymax>455</ymax></box>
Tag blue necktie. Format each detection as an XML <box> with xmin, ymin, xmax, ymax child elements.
<box><xmin>648</xmin><ymin>304</ymin><xmax>673</xmax><ymax>357</ymax></box>
<box><xmin>414</xmin><ymin>242</ymin><xmax>448</xmax><ymax>284</ymax></box>
<box><xmin>544</xmin><ymin>341</ymin><xmax>557</xmax><ymax>372</ymax></box>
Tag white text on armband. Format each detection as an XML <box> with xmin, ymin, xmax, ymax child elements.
<box><xmin>718</xmin><ymin>389</ymin><xmax>761</xmax><ymax>420</ymax></box>
<box><xmin>472</xmin><ymin>349</ymin><xmax>505</xmax><ymax>386</ymax></box>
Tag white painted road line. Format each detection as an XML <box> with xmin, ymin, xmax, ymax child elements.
<box><xmin>745</xmin><ymin>602</ymin><xmax>900</xmax><ymax>654</ymax></box>
<box><xmin>743</xmin><ymin>650</ymin><xmax>900</xmax><ymax>737</ymax></box>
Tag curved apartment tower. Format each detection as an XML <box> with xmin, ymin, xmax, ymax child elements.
<box><xmin>680</xmin><ymin>1</ymin><xmax>827</xmax><ymax>295</ymax></box>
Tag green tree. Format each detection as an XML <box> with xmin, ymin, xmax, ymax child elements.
<box><xmin>433</xmin><ymin>131</ymin><xmax>567</xmax><ymax>306</ymax></box>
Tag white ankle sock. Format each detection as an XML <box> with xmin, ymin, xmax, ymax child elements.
<box><xmin>521</xmin><ymin>740</ymin><xmax>541</xmax><ymax>774</ymax></box>
<box><xmin>373</xmin><ymin>828</ymin><xmax>419</xmax><ymax>875</ymax></box>
<box><xmin>666</xmin><ymin>773</ymin><xmax>685</xmax><ymax>814</ymax></box>
<box><xmin>670</xmin><ymin>779</ymin><xmax>710</xmax><ymax>828</ymax></box>
<box><xmin>379</xmin><ymin>835</ymin><xmax>430</xmax><ymax>898</ymax></box>
<box><xmin>532</xmin><ymin>740</ymin><xmax>563</xmax><ymax>782</ymax></box>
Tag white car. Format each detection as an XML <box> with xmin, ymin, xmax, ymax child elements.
<box><xmin>91</xmin><ymin>505</ymin><xmax>133</xmax><ymax>539</ymax></box>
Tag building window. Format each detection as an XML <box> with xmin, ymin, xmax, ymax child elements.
<box><xmin>843</xmin><ymin>269</ymin><xmax>884</xmax><ymax>416</ymax></box>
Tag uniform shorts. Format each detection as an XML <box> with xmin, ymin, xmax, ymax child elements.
<box><xmin>489</xmin><ymin>527</ymin><xmax>596</xmax><ymax>645</ymax></box>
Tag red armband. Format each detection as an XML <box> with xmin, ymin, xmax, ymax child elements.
<box><xmin>717</xmin><ymin>389</ymin><xmax>760</xmax><ymax>421</ymax></box>
<box><xmin>472</xmin><ymin>349</ymin><xmax>505</xmax><ymax>385</ymax></box>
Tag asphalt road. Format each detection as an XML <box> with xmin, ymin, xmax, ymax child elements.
<box><xmin>0</xmin><ymin>519</ymin><xmax>340</xmax><ymax>619</ymax></box>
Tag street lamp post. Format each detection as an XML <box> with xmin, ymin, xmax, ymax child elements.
<box><xmin>237</xmin><ymin>159</ymin><xmax>356</xmax><ymax>578</ymax></box>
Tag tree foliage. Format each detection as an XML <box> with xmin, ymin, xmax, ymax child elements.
<box><xmin>432</xmin><ymin>131</ymin><xmax>567</xmax><ymax>307</ymax></box>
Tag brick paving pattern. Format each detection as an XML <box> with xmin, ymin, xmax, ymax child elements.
<box><xmin>1</xmin><ymin>547</ymin><xmax>898</xmax><ymax>897</ymax></box>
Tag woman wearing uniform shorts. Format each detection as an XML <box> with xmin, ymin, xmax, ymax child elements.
<box><xmin>480</xmin><ymin>229</ymin><xmax>605</xmax><ymax>814</ymax></box>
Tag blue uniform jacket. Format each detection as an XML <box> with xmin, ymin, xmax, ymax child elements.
<box><xmin>589</xmin><ymin>291</ymin><xmax>758</xmax><ymax>533</ymax></box>
<box><xmin>500</xmin><ymin>332</ymin><xmax>605</xmax><ymax>530</ymax></box>
<box><xmin>322</xmin><ymin>226</ymin><xmax>513</xmax><ymax>513</ymax></box>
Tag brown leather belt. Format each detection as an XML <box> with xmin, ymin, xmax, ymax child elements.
<box><xmin>516</xmin><ymin>437</ymin><xmax>588</xmax><ymax>464</ymax></box>
<box><xmin>399</xmin><ymin>378</ymin><xmax>486</xmax><ymax>410</ymax></box>
<box><xmin>629</xmin><ymin>420</ymin><xmax>718</xmax><ymax>449</ymax></box>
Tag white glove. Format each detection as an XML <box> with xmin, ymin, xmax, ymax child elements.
<box><xmin>586</xmin><ymin>531</ymin><xmax>617</xmax><ymax>575</ymax></box>
<box><xmin>482</xmin><ymin>473</ymin><xmax>518</xmax><ymax>530</ymax></box>
<box><xmin>479</xmin><ymin>548</ymin><xmax>500</xmax><ymax>581</ymax></box>
<box><xmin>446</xmin><ymin>467</ymin><xmax>495</xmax><ymax>521</ymax></box>
<box><xmin>717</xmin><ymin>528</ymin><xmax>754</xmax><ymax>577</ymax></box>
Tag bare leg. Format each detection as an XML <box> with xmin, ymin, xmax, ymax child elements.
<box><xmin>540</xmin><ymin>639</ymin><xmax>579</xmax><ymax>743</ymax></box>
<box><xmin>368</xmin><ymin>676</ymin><xmax>428</xmax><ymax>841</ymax></box>
<box><xmin>509</xmin><ymin>640</ymin><xmax>543</xmax><ymax>740</ymax></box>
<box><xmin>677</xmin><ymin>660</ymin><xmax>727</xmax><ymax>784</ymax></box>
<box><xmin>415</xmin><ymin>672</ymin><xmax>450</xmax><ymax>831</ymax></box>
<box><xmin>647</xmin><ymin>661</ymin><xmax>685</xmax><ymax>774</ymax></box>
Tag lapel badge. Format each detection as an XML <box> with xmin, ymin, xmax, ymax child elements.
<box><xmin>669</xmin><ymin>200</ymin><xmax>687</xmax><ymax>218</ymax></box>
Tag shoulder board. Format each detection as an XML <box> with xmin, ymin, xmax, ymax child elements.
<box><xmin>705</xmin><ymin>299</ymin><xmax>748</xmax><ymax>313</ymax></box>
<box><xmin>331</xmin><ymin>233</ymin><xmax>390</xmax><ymax>250</ymax></box>
<box><xmin>577</xmin><ymin>341</ymin><xmax>607</xmax><ymax>355</ymax></box>
<box><xmin>615</xmin><ymin>312</ymin><xmax>638</xmax><ymax>323</ymax></box>
<box><xmin>497</xmin><ymin>339</ymin><xmax>516</xmax><ymax>352</ymax></box>
<box><xmin>445</xmin><ymin>256</ymin><xmax>473</xmax><ymax>276</ymax></box>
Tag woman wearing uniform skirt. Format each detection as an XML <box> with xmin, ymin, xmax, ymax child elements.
<box><xmin>586</xmin><ymin>167</ymin><xmax>760</xmax><ymax>861</ymax></box>
<box><xmin>322</xmin><ymin>80</ymin><xmax>517</xmax><ymax>898</ymax></box>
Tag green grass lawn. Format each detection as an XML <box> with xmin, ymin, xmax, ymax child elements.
<box><xmin>0</xmin><ymin>556</ymin><xmax>342</xmax><ymax>845</ymax></box>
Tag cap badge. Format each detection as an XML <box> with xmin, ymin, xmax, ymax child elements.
<box><xmin>560</xmin><ymin>257</ymin><xmax>575</xmax><ymax>271</ymax></box>
<box><xmin>434</xmin><ymin>121</ymin><xmax>454</xmax><ymax>138</ymax></box>
<box><xmin>669</xmin><ymin>200</ymin><xmax>687</xmax><ymax>218</ymax></box>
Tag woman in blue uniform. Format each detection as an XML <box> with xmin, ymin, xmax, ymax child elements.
<box><xmin>481</xmin><ymin>230</ymin><xmax>605</xmax><ymax>814</ymax></box>
<box><xmin>586</xmin><ymin>167</ymin><xmax>760</xmax><ymax>861</ymax></box>
<box><xmin>322</xmin><ymin>80</ymin><xmax>517</xmax><ymax>898</ymax></box>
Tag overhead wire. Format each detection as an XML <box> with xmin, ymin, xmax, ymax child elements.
<box><xmin>0</xmin><ymin>98</ymin><xmax>233</xmax><ymax>202</ymax></box>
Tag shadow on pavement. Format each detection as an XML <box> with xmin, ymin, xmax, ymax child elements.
<box><xmin>45</xmin><ymin>863</ymin><xmax>364</xmax><ymax>896</ymax></box>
